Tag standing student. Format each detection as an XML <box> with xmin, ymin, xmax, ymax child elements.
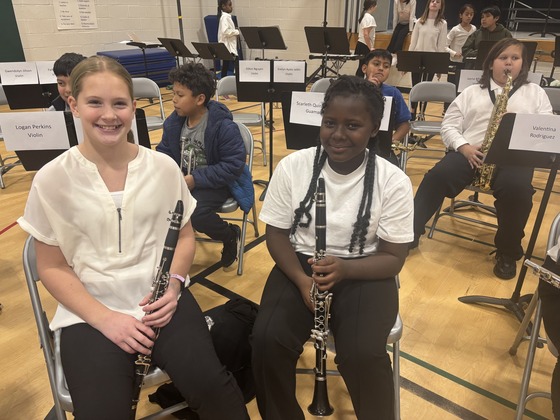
<box><xmin>156</xmin><ymin>62</ymin><xmax>250</xmax><ymax>268</ymax></box>
<box><xmin>17</xmin><ymin>56</ymin><xmax>249</xmax><ymax>419</ymax></box>
<box><xmin>251</xmin><ymin>76</ymin><xmax>413</xmax><ymax>420</ymax></box>
<box><xmin>408</xmin><ymin>0</ymin><xmax>447</xmax><ymax>121</ymax></box>
<box><xmin>411</xmin><ymin>39</ymin><xmax>553</xmax><ymax>280</ymax></box>
<box><xmin>362</xmin><ymin>49</ymin><xmax>412</xmax><ymax>165</ymax></box>
<box><xmin>217</xmin><ymin>0</ymin><xmax>239</xmax><ymax>78</ymax></box>
<box><xmin>462</xmin><ymin>6</ymin><xmax>512</xmax><ymax>67</ymax></box>
<box><xmin>444</xmin><ymin>4</ymin><xmax>476</xmax><ymax>111</ymax></box>
<box><xmin>387</xmin><ymin>0</ymin><xmax>417</xmax><ymax>60</ymax></box>
<box><xmin>48</xmin><ymin>52</ymin><xmax>86</xmax><ymax>111</ymax></box>
<box><xmin>355</xmin><ymin>0</ymin><xmax>378</xmax><ymax>78</ymax></box>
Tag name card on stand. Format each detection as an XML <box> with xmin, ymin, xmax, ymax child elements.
<box><xmin>239</xmin><ymin>60</ymin><xmax>271</xmax><ymax>82</ymax></box>
<box><xmin>273</xmin><ymin>61</ymin><xmax>306</xmax><ymax>83</ymax></box>
<box><xmin>509</xmin><ymin>113</ymin><xmax>560</xmax><ymax>153</ymax></box>
<box><xmin>35</xmin><ymin>61</ymin><xmax>57</xmax><ymax>84</ymax></box>
<box><xmin>289</xmin><ymin>91</ymin><xmax>392</xmax><ymax>131</ymax></box>
<box><xmin>0</xmin><ymin>112</ymin><xmax>70</xmax><ymax>150</ymax></box>
<box><xmin>0</xmin><ymin>62</ymin><xmax>39</xmax><ymax>85</ymax></box>
<box><xmin>458</xmin><ymin>70</ymin><xmax>544</xmax><ymax>92</ymax></box>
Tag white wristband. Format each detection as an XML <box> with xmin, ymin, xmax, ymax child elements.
<box><xmin>170</xmin><ymin>273</ymin><xmax>190</xmax><ymax>289</ymax></box>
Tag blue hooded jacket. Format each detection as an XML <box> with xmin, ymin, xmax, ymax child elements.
<box><xmin>156</xmin><ymin>100</ymin><xmax>254</xmax><ymax>212</ymax></box>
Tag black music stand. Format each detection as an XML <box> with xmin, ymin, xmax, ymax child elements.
<box><xmin>396</xmin><ymin>51</ymin><xmax>450</xmax><ymax>76</ymax></box>
<box><xmin>158</xmin><ymin>37</ymin><xmax>198</xmax><ymax>67</ymax></box>
<box><xmin>236</xmin><ymin>59</ymin><xmax>307</xmax><ymax>199</ymax></box>
<box><xmin>304</xmin><ymin>26</ymin><xmax>351</xmax><ymax>82</ymax></box>
<box><xmin>529</xmin><ymin>0</ymin><xmax>557</xmax><ymax>38</ymax></box>
<box><xmin>127</xmin><ymin>41</ymin><xmax>162</xmax><ymax>78</ymax></box>
<box><xmin>458</xmin><ymin>113</ymin><xmax>560</xmax><ymax>323</ymax></box>
<box><xmin>192</xmin><ymin>42</ymin><xmax>235</xmax><ymax>74</ymax></box>
<box><xmin>3</xmin><ymin>84</ymin><xmax>57</xmax><ymax>110</ymax></box>
<box><xmin>239</xmin><ymin>26</ymin><xmax>287</xmax><ymax>59</ymax></box>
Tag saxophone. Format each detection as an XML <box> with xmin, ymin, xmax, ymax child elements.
<box><xmin>471</xmin><ymin>71</ymin><xmax>513</xmax><ymax>191</ymax></box>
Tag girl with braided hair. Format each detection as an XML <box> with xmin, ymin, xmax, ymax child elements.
<box><xmin>251</xmin><ymin>75</ymin><xmax>413</xmax><ymax>419</ymax></box>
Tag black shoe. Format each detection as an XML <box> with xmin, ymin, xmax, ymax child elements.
<box><xmin>408</xmin><ymin>237</ymin><xmax>419</xmax><ymax>250</ymax></box>
<box><xmin>221</xmin><ymin>224</ymin><xmax>241</xmax><ymax>268</ymax></box>
<box><xmin>493</xmin><ymin>253</ymin><xmax>517</xmax><ymax>280</ymax></box>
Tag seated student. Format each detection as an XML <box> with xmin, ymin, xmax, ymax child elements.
<box><xmin>461</xmin><ymin>6</ymin><xmax>512</xmax><ymax>67</ymax></box>
<box><xmin>411</xmin><ymin>39</ymin><xmax>553</xmax><ymax>280</ymax></box>
<box><xmin>18</xmin><ymin>56</ymin><xmax>249</xmax><ymax>419</ymax></box>
<box><xmin>361</xmin><ymin>49</ymin><xmax>411</xmax><ymax>166</ymax></box>
<box><xmin>539</xmin><ymin>235</ymin><xmax>560</xmax><ymax>420</ymax></box>
<box><xmin>156</xmin><ymin>62</ymin><xmax>248</xmax><ymax>268</ymax></box>
<box><xmin>251</xmin><ymin>76</ymin><xmax>413</xmax><ymax>420</ymax></box>
<box><xmin>47</xmin><ymin>52</ymin><xmax>86</xmax><ymax>111</ymax></box>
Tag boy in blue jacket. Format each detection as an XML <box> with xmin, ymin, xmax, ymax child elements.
<box><xmin>157</xmin><ymin>62</ymin><xmax>247</xmax><ymax>267</ymax></box>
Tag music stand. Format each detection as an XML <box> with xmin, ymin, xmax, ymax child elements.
<box><xmin>239</xmin><ymin>26</ymin><xmax>287</xmax><ymax>59</ymax></box>
<box><xmin>304</xmin><ymin>26</ymin><xmax>351</xmax><ymax>82</ymax></box>
<box><xmin>192</xmin><ymin>42</ymin><xmax>235</xmax><ymax>74</ymax></box>
<box><xmin>529</xmin><ymin>0</ymin><xmax>557</xmax><ymax>38</ymax></box>
<box><xmin>458</xmin><ymin>113</ymin><xmax>560</xmax><ymax>323</ymax></box>
<box><xmin>158</xmin><ymin>37</ymin><xmax>198</xmax><ymax>67</ymax></box>
<box><xmin>396</xmin><ymin>51</ymin><xmax>450</xmax><ymax>76</ymax></box>
<box><xmin>473</xmin><ymin>41</ymin><xmax>538</xmax><ymax>70</ymax></box>
<box><xmin>3</xmin><ymin>84</ymin><xmax>56</xmax><ymax>110</ymax></box>
<box><xmin>126</xmin><ymin>41</ymin><xmax>162</xmax><ymax>78</ymax></box>
<box><xmin>236</xmin><ymin>59</ymin><xmax>307</xmax><ymax>199</ymax></box>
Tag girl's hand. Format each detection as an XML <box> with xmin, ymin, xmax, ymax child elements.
<box><xmin>307</xmin><ymin>255</ymin><xmax>347</xmax><ymax>291</ymax></box>
<box><xmin>299</xmin><ymin>280</ymin><xmax>315</xmax><ymax>313</ymax></box>
<box><xmin>458</xmin><ymin>144</ymin><xmax>485</xmax><ymax>169</ymax></box>
<box><xmin>96</xmin><ymin>311</ymin><xmax>156</xmax><ymax>355</ymax></box>
<box><xmin>139</xmin><ymin>285</ymin><xmax>180</xmax><ymax>328</ymax></box>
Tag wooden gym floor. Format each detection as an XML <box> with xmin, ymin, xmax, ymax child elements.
<box><xmin>1</xmin><ymin>69</ymin><xmax>559</xmax><ymax>419</ymax></box>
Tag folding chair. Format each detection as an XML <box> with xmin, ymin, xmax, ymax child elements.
<box><xmin>400</xmin><ymin>81</ymin><xmax>456</xmax><ymax>172</ymax></box>
<box><xmin>216</xmin><ymin>75</ymin><xmax>267</xmax><ymax>166</ymax></box>
<box><xmin>510</xmin><ymin>212</ymin><xmax>560</xmax><ymax>419</ymax></box>
<box><xmin>132</xmin><ymin>77</ymin><xmax>166</xmax><ymax>132</ymax></box>
<box><xmin>544</xmin><ymin>86</ymin><xmax>560</xmax><ymax>114</ymax></box>
<box><xmin>22</xmin><ymin>235</ymin><xmax>188</xmax><ymax>420</ymax></box>
<box><xmin>196</xmin><ymin>122</ymin><xmax>260</xmax><ymax>275</ymax></box>
<box><xmin>310</xmin><ymin>77</ymin><xmax>335</xmax><ymax>93</ymax></box>
<box><xmin>0</xmin><ymin>83</ymin><xmax>22</xmax><ymax>189</ymax></box>
<box><xmin>296</xmin><ymin>276</ymin><xmax>403</xmax><ymax>420</ymax></box>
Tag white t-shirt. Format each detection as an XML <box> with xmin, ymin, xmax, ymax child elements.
<box><xmin>259</xmin><ymin>147</ymin><xmax>413</xmax><ymax>257</ymax></box>
<box><xmin>441</xmin><ymin>80</ymin><xmax>553</xmax><ymax>150</ymax></box>
<box><xmin>18</xmin><ymin>146</ymin><xmax>196</xmax><ymax>330</ymax></box>
<box><xmin>358</xmin><ymin>13</ymin><xmax>377</xmax><ymax>48</ymax></box>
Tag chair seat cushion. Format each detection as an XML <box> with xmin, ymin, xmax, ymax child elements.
<box><xmin>410</xmin><ymin>121</ymin><xmax>442</xmax><ymax>135</ymax></box>
<box><xmin>233</xmin><ymin>114</ymin><xmax>262</xmax><ymax>125</ymax></box>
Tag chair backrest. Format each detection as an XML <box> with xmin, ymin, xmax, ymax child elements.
<box><xmin>310</xmin><ymin>78</ymin><xmax>335</xmax><ymax>93</ymax></box>
<box><xmin>132</xmin><ymin>77</ymin><xmax>165</xmax><ymax>120</ymax></box>
<box><xmin>409</xmin><ymin>81</ymin><xmax>457</xmax><ymax>104</ymax></box>
<box><xmin>216</xmin><ymin>75</ymin><xmax>237</xmax><ymax>99</ymax></box>
<box><xmin>547</xmin><ymin>212</ymin><xmax>560</xmax><ymax>252</ymax></box>
<box><xmin>543</xmin><ymin>87</ymin><xmax>560</xmax><ymax>115</ymax></box>
<box><xmin>234</xmin><ymin>121</ymin><xmax>254</xmax><ymax>172</ymax></box>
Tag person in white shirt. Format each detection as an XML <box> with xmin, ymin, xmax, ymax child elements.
<box><xmin>252</xmin><ymin>76</ymin><xmax>413</xmax><ymax>420</ymax></box>
<box><xmin>18</xmin><ymin>56</ymin><xmax>249</xmax><ymax>419</ymax></box>
<box><xmin>408</xmin><ymin>0</ymin><xmax>447</xmax><ymax>120</ymax></box>
<box><xmin>217</xmin><ymin>0</ymin><xmax>239</xmax><ymax>78</ymax></box>
<box><xmin>411</xmin><ymin>39</ymin><xmax>553</xmax><ymax>281</ymax></box>
<box><xmin>387</xmin><ymin>0</ymin><xmax>417</xmax><ymax>57</ymax></box>
<box><xmin>355</xmin><ymin>0</ymin><xmax>378</xmax><ymax>78</ymax></box>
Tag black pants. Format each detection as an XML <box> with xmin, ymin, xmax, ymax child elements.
<box><xmin>251</xmin><ymin>253</ymin><xmax>398</xmax><ymax>420</ymax></box>
<box><xmin>387</xmin><ymin>23</ymin><xmax>410</xmax><ymax>54</ymax></box>
<box><xmin>191</xmin><ymin>186</ymin><xmax>233</xmax><ymax>243</ymax></box>
<box><xmin>60</xmin><ymin>291</ymin><xmax>248</xmax><ymax>420</ymax></box>
<box><xmin>540</xmin><ymin>257</ymin><xmax>560</xmax><ymax>419</ymax></box>
<box><xmin>413</xmin><ymin>151</ymin><xmax>534</xmax><ymax>259</ymax></box>
<box><xmin>355</xmin><ymin>41</ymin><xmax>371</xmax><ymax>78</ymax></box>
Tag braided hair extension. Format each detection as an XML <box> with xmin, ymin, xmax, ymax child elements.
<box><xmin>290</xmin><ymin>144</ymin><xmax>328</xmax><ymax>235</ymax></box>
<box><xmin>291</xmin><ymin>76</ymin><xmax>384</xmax><ymax>254</ymax></box>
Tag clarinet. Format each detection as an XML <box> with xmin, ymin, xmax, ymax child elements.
<box><xmin>308</xmin><ymin>177</ymin><xmax>334</xmax><ymax>416</ymax></box>
<box><xmin>130</xmin><ymin>200</ymin><xmax>184</xmax><ymax>419</ymax></box>
<box><xmin>524</xmin><ymin>259</ymin><xmax>560</xmax><ymax>289</ymax></box>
